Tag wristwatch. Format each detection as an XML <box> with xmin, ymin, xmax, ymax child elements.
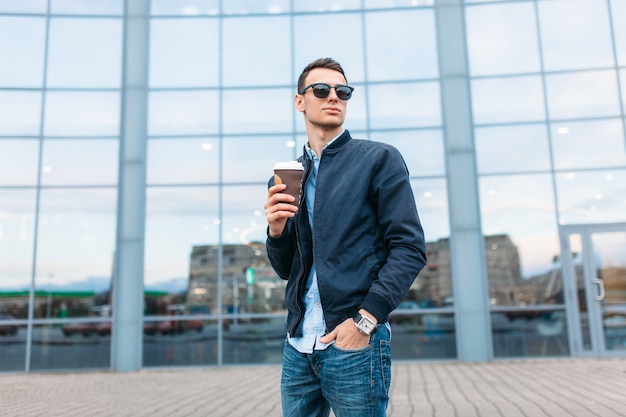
<box><xmin>353</xmin><ymin>313</ymin><xmax>377</xmax><ymax>336</ymax></box>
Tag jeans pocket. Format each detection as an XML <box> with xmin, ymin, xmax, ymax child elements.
<box><xmin>331</xmin><ymin>341</ymin><xmax>371</xmax><ymax>353</ymax></box>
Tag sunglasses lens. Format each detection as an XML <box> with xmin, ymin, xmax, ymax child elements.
<box><xmin>303</xmin><ymin>83</ymin><xmax>353</xmax><ymax>100</ymax></box>
<box><xmin>312</xmin><ymin>84</ymin><xmax>331</xmax><ymax>99</ymax></box>
<box><xmin>336</xmin><ymin>86</ymin><xmax>352</xmax><ymax>100</ymax></box>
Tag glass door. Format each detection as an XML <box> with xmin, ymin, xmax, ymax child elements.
<box><xmin>560</xmin><ymin>224</ymin><xmax>626</xmax><ymax>358</ymax></box>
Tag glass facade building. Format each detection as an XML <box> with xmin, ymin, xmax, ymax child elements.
<box><xmin>1</xmin><ymin>0</ymin><xmax>625</xmax><ymax>373</ymax></box>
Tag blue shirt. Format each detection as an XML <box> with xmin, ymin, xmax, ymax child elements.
<box><xmin>287</xmin><ymin>131</ymin><xmax>344</xmax><ymax>354</ymax></box>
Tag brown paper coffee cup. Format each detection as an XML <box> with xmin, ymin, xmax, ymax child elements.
<box><xmin>273</xmin><ymin>161</ymin><xmax>304</xmax><ymax>206</ymax></box>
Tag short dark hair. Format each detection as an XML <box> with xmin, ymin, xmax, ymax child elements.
<box><xmin>297</xmin><ymin>57</ymin><xmax>347</xmax><ymax>92</ymax></box>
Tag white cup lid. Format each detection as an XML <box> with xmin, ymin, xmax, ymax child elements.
<box><xmin>273</xmin><ymin>161</ymin><xmax>303</xmax><ymax>170</ymax></box>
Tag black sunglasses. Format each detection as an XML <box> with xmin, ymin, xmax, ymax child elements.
<box><xmin>299</xmin><ymin>83</ymin><xmax>354</xmax><ymax>100</ymax></box>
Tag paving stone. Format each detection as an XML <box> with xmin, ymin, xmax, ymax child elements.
<box><xmin>0</xmin><ymin>359</ymin><xmax>624</xmax><ymax>416</ymax></box>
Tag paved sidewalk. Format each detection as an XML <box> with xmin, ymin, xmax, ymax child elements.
<box><xmin>1</xmin><ymin>359</ymin><xmax>624</xmax><ymax>416</ymax></box>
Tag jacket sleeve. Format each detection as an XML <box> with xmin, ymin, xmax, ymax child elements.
<box><xmin>266</xmin><ymin>222</ymin><xmax>296</xmax><ymax>281</ymax></box>
<box><xmin>360</xmin><ymin>145</ymin><xmax>427</xmax><ymax>323</ymax></box>
<box><xmin>265</xmin><ymin>175</ymin><xmax>297</xmax><ymax>281</ymax></box>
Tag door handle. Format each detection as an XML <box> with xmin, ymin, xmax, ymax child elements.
<box><xmin>593</xmin><ymin>278</ymin><xmax>605</xmax><ymax>301</ymax></box>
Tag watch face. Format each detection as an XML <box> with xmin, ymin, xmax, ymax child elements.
<box><xmin>357</xmin><ymin>316</ymin><xmax>375</xmax><ymax>334</ymax></box>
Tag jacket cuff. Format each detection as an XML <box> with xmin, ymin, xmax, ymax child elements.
<box><xmin>266</xmin><ymin>225</ymin><xmax>290</xmax><ymax>247</ymax></box>
<box><xmin>360</xmin><ymin>292</ymin><xmax>394</xmax><ymax>324</ymax></box>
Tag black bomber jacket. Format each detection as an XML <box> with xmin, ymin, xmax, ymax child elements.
<box><xmin>266</xmin><ymin>130</ymin><xmax>427</xmax><ymax>337</ymax></box>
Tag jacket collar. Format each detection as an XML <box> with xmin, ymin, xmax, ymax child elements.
<box><xmin>326</xmin><ymin>129</ymin><xmax>351</xmax><ymax>151</ymax></box>
<box><xmin>302</xmin><ymin>129</ymin><xmax>352</xmax><ymax>158</ymax></box>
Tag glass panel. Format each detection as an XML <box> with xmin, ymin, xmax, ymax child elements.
<box><xmin>410</xmin><ymin>178</ymin><xmax>452</xmax><ymax>311</ymax></box>
<box><xmin>0</xmin><ymin>315</ymin><xmax>24</xmax><ymax>372</ymax></box>
<box><xmin>491</xmin><ymin>311</ymin><xmax>526</xmax><ymax>357</ymax></box>
<box><xmin>150</xmin><ymin>0</ymin><xmax>219</xmax><ymax>15</ymax></box>
<box><xmin>538</xmin><ymin>0</ymin><xmax>614</xmax><ymax>71</ymax></box>
<box><xmin>365</xmin><ymin>9</ymin><xmax>438</xmax><ymax>81</ymax></box>
<box><xmin>220</xmin><ymin>186</ymin><xmax>285</xmax><ymax>349</ymax></box>
<box><xmin>613</xmin><ymin>0</ymin><xmax>626</xmax><ymax>66</ymax></box>
<box><xmin>143</xmin><ymin>319</ymin><xmax>218</xmax><ymax>367</ymax></box>
<box><xmin>222</xmin><ymin>16</ymin><xmax>291</xmax><ymax>86</ymax></box>
<box><xmin>568</xmin><ymin>233</ymin><xmax>591</xmax><ymax>352</ymax></box>
<box><xmin>0</xmin><ymin>91</ymin><xmax>41</xmax><ymax>135</ymax></box>
<box><xmin>222</xmin><ymin>88</ymin><xmax>293</xmax><ymax>134</ymax></box>
<box><xmin>412</xmin><ymin>178</ymin><xmax>449</xmax><ymax>244</ymax></box>
<box><xmin>50</xmin><ymin>0</ymin><xmax>123</xmax><ymax>15</ymax></box>
<box><xmin>555</xmin><ymin>169</ymin><xmax>626</xmax><ymax>225</ymax></box>
<box><xmin>147</xmin><ymin>138</ymin><xmax>219</xmax><ymax>185</ymax></box>
<box><xmin>47</xmin><ymin>18</ymin><xmax>122</xmax><ymax>88</ymax></box>
<box><xmin>0</xmin><ymin>0</ymin><xmax>46</xmax><ymax>13</ymax></box>
<box><xmin>149</xmin><ymin>19</ymin><xmax>219</xmax><ymax>88</ymax></box>
<box><xmin>0</xmin><ymin>139</ymin><xmax>40</xmax><ymax>185</ymax></box>
<box><xmin>35</xmin><ymin>189</ymin><xmax>116</xmax><ymax>318</ymax></box>
<box><xmin>0</xmin><ymin>17</ymin><xmax>46</xmax><ymax>88</ymax></box>
<box><xmin>144</xmin><ymin>187</ymin><xmax>219</xmax><ymax>304</ymax></box>
<box><xmin>293</xmin><ymin>0</ymin><xmax>360</xmax><ymax>12</ymax></box>
<box><xmin>187</xmin><ymin>245</ymin><xmax>219</xmax><ymax>316</ymax></box>
<box><xmin>465</xmin><ymin>2</ymin><xmax>541</xmax><ymax>76</ymax></box>
<box><xmin>293</xmin><ymin>14</ymin><xmax>365</xmax><ymax>84</ymax></box>
<box><xmin>479</xmin><ymin>174</ymin><xmax>560</xmax><ymax>301</ymax></box>
<box><xmin>223</xmin><ymin>0</ymin><xmax>289</xmax><ymax>15</ymax></box>
<box><xmin>388</xmin><ymin>312</ymin><xmax>457</xmax><ymax>360</ymax></box>
<box><xmin>368</xmin><ymin>82</ymin><xmax>441</xmax><ymax>129</ymax></box>
<box><xmin>222</xmin><ymin>185</ymin><xmax>269</xmax><ymax>246</ymax></box>
<box><xmin>44</xmin><ymin>92</ymin><xmax>120</xmax><ymax>136</ymax></box>
<box><xmin>416</xmin><ymin>238</ymin><xmax>453</xmax><ymax>310</ymax></box>
<box><xmin>471</xmin><ymin>76</ymin><xmax>545</xmax><ymax>124</ymax></box>
<box><xmin>0</xmin><ymin>190</ymin><xmax>36</xmax><ymax>311</ymax></box>
<box><xmin>592</xmin><ymin>232</ymin><xmax>626</xmax><ymax>352</ymax></box>
<box><xmin>40</xmin><ymin>139</ymin><xmax>119</xmax><ymax>186</ymax></box>
<box><xmin>475</xmin><ymin>124</ymin><xmax>551</xmax><ymax>174</ymax></box>
<box><xmin>364</xmin><ymin>0</ymin><xmax>434</xmax><ymax>7</ymax></box>
<box><xmin>61</xmin><ymin>317</ymin><xmax>111</xmax><ymax>338</ymax></box>
<box><xmin>187</xmin><ymin>243</ymin><xmax>284</xmax><ymax>321</ymax></box>
<box><xmin>492</xmin><ymin>309</ymin><xmax>569</xmax><ymax>357</ymax></box>
<box><xmin>30</xmin><ymin>322</ymin><xmax>110</xmax><ymax>371</ymax></box>
<box><xmin>550</xmin><ymin>119</ymin><xmax>626</xmax><ymax>171</ymax></box>
<box><xmin>148</xmin><ymin>90</ymin><xmax>219</xmax><ymax>136</ymax></box>
<box><xmin>378</xmin><ymin>129</ymin><xmax>445</xmax><ymax>177</ymax></box>
<box><xmin>622</xmin><ymin>70</ymin><xmax>626</xmax><ymax>110</ymax></box>
<box><xmin>223</xmin><ymin>317</ymin><xmax>285</xmax><ymax>365</ymax></box>
<box><xmin>222</xmin><ymin>136</ymin><xmax>295</xmax><ymax>183</ymax></box>
<box><xmin>545</xmin><ymin>70</ymin><xmax>621</xmax><ymax>120</ymax></box>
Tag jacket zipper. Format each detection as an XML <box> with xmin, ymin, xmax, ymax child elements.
<box><xmin>290</xmin><ymin>157</ymin><xmax>311</xmax><ymax>336</ymax></box>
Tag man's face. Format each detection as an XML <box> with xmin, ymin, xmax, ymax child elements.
<box><xmin>295</xmin><ymin>67</ymin><xmax>348</xmax><ymax>130</ymax></box>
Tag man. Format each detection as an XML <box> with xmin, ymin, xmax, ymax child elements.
<box><xmin>264</xmin><ymin>57</ymin><xmax>427</xmax><ymax>417</ymax></box>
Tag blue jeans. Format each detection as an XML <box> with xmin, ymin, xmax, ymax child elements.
<box><xmin>281</xmin><ymin>324</ymin><xmax>391</xmax><ymax>417</ymax></box>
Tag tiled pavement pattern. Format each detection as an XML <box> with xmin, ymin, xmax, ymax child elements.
<box><xmin>1</xmin><ymin>359</ymin><xmax>624</xmax><ymax>416</ymax></box>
